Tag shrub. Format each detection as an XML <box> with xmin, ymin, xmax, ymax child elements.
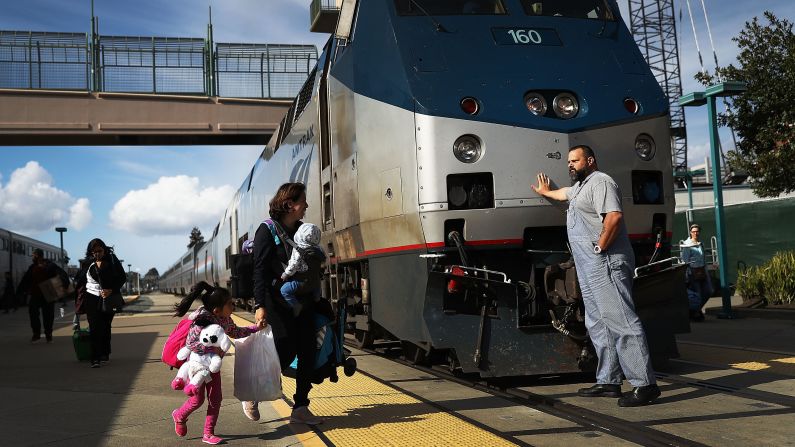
<box><xmin>736</xmin><ymin>265</ymin><xmax>764</xmax><ymax>303</ymax></box>
<box><xmin>738</xmin><ymin>251</ymin><xmax>795</xmax><ymax>305</ymax></box>
<box><xmin>761</xmin><ymin>251</ymin><xmax>795</xmax><ymax>304</ymax></box>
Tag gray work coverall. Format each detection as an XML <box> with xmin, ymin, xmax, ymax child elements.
<box><xmin>566</xmin><ymin>171</ymin><xmax>655</xmax><ymax>387</ymax></box>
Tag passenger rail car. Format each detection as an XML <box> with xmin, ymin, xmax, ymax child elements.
<box><xmin>162</xmin><ymin>0</ymin><xmax>688</xmax><ymax>378</ymax></box>
<box><xmin>1</xmin><ymin>228</ymin><xmax>68</xmax><ymax>294</ymax></box>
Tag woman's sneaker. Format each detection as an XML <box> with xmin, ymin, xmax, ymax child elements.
<box><xmin>290</xmin><ymin>406</ymin><xmax>323</xmax><ymax>425</ymax></box>
<box><xmin>242</xmin><ymin>401</ymin><xmax>260</xmax><ymax>421</ymax></box>
<box><xmin>202</xmin><ymin>434</ymin><xmax>224</xmax><ymax>445</ymax></box>
<box><xmin>90</xmin><ymin>360</ymin><xmax>101</xmax><ymax>368</ymax></box>
<box><xmin>172</xmin><ymin>410</ymin><xmax>187</xmax><ymax>437</ymax></box>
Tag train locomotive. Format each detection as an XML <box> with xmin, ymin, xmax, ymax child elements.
<box><xmin>161</xmin><ymin>0</ymin><xmax>689</xmax><ymax>378</ymax></box>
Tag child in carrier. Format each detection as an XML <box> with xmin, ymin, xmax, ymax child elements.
<box><xmin>280</xmin><ymin>222</ymin><xmax>326</xmax><ymax>316</ymax></box>
<box><xmin>170</xmin><ymin>281</ymin><xmax>259</xmax><ymax>445</ymax></box>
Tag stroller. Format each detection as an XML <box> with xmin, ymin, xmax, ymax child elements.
<box><xmin>285</xmin><ymin>299</ymin><xmax>357</xmax><ymax>384</ymax></box>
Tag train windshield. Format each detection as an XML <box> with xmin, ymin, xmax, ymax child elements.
<box><xmin>520</xmin><ymin>0</ymin><xmax>616</xmax><ymax>20</ymax></box>
<box><xmin>395</xmin><ymin>0</ymin><xmax>507</xmax><ymax>15</ymax></box>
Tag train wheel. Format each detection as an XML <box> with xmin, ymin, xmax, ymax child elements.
<box><xmin>401</xmin><ymin>341</ymin><xmax>429</xmax><ymax>366</ymax></box>
<box><xmin>447</xmin><ymin>351</ymin><xmax>464</xmax><ymax>376</ymax></box>
<box><xmin>354</xmin><ymin>329</ymin><xmax>374</xmax><ymax>349</ymax></box>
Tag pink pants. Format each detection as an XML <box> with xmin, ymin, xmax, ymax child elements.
<box><xmin>174</xmin><ymin>372</ymin><xmax>222</xmax><ymax>435</ymax></box>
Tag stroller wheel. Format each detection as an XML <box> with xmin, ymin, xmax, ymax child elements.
<box><xmin>344</xmin><ymin>357</ymin><xmax>357</xmax><ymax>377</ymax></box>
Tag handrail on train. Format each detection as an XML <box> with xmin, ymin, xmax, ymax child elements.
<box><xmin>634</xmin><ymin>257</ymin><xmax>682</xmax><ymax>278</ymax></box>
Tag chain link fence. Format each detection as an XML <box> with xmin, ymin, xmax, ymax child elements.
<box><xmin>0</xmin><ymin>30</ymin><xmax>317</xmax><ymax>99</ymax></box>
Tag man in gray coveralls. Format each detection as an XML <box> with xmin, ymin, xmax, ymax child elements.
<box><xmin>532</xmin><ymin>145</ymin><xmax>661</xmax><ymax>407</ymax></box>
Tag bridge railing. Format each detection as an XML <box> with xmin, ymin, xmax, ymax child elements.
<box><xmin>215</xmin><ymin>44</ymin><xmax>317</xmax><ymax>99</ymax></box>
<box><xmin>0</xmin><ymin>31</ymin><xmax>90</xmax><ymax>91</ymax></box>
<box><xmin>0</xmin><ymin>30</ymin><xmax>317</xmax><ymax>99</ymax></box>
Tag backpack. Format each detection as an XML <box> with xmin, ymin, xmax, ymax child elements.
<box><xmin>161</xmin><ymin>319</ymin><xmax>192</xmax><ymax>368</ymax></box>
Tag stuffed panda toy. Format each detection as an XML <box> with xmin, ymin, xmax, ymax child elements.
<box><xmin>171</xmin><ymin>324</ymin><xmax>231</xmax><ymax>396</ymax></box>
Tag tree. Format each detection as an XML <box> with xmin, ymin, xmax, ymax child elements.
<box><xmin>695</xmin><ymin>12</ymin><xmax>795</xmax><ymax>197</ymax></box>
<box><xmin>143</xmin><ymin>268</ymin><xmax>160</xmax><ymax>292</ymax></box>
<box><xmin>188</xmin><ymin>227</ymin><xmax>205</xmax><ymax>248</ymax></box>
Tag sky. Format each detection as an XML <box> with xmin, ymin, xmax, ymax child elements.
<box><xmin>1</xmin><ymin>0</ymin><xmax>793</xmax><ymax>274</ymax></box>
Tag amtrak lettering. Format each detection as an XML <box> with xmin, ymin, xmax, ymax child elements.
<box><xmin>289</xmin><ymin>144</ymin><xmax>314</xmax><ymax>186</ymax></box>
<box><xmin>292</xmin><ymin>125</ymin><xmax>315</xmax><ymax>160</ymax></box>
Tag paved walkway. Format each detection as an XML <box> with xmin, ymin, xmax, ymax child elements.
<box><xmin>2</xmin><ymin>292</ymin><xmax>793</xmax><ymax>446</ymax></box>
<box><xmin>0</xmin><ymin>293</ymin><xmax>306</xmax><ymax>447</ymax></box>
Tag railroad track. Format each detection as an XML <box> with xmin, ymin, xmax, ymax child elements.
<box><xmin>348</xmin><ymin>338</ymin><xmax>708</xmax><ymax>447</ymax></box>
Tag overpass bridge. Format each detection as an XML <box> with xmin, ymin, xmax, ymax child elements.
<box><xmin>0</xmin><ymin>31</ymin><xmax>316</xmax><ymax>145</ymax></box>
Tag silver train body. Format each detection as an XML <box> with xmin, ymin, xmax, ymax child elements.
<box><xmin>161</xmin><ymin>0</ymin><xmax>688</xmax><ymax>377</ymax></box>
<box><xmin>1</xmin><ymin>228</ymin><xmax>68</xmax><ymax>293</ymax></box>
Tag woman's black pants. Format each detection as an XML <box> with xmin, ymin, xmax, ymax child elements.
<box><xmin>273</xmin><ymin>301</ymin><xmax>316</xmax><ymax>408</ymax></box>
<box><xmin>84</xmin><ymin>293</ymin><xmax>115</xmax><ymax>361</ymax></box>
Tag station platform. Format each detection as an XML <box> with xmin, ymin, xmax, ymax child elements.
<box><xmin>2</xmin><ymin>292</ymin><xmax>794</xmax><ymax>446</ymax></box>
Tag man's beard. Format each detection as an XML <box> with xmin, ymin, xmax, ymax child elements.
<box><xmin>569</xmin><ymin>166</ymin><xmax>588</xmax><ymax>184</ymax></box>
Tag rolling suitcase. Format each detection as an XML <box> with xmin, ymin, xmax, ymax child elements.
<box><xmin>73</xmin><ymin>328</ymin><xmax>92</xmax><ymax>361</ymax></box>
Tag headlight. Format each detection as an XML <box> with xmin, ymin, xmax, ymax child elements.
<box><xmin>634</xmin><ymin>134</ymin><xmax>656</xmax><ymax>161</ymax></box>
<box><xmin>524</xmin><ymin>92</ymin><xmax>547</xmax><ymax>116</ymax></box>
<box><xmin>453</xmin><ymin>135</ymin><xmax>482</xmax><ymax>163</ymax></box>
<box><xmin>552</xmin><ymin>93</ymin><xmax>579</xmax><ymax>119</ymax></box>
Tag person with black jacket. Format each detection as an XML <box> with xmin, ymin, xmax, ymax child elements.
<box><xmin>74</xmin><ymin>238</ymin><xmax>126</xmax><ymax>368</ymax></box>
<box><xmin>17</xmin><ymin>248</ymin><xmax>69</xmax><ymax>342</ymax></box>
<box><xmin>246</xmin><ymin>182</ymin><xmax>322</xmax><ymax>425</ymax></box>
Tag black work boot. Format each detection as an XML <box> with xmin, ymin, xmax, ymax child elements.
<box><xmin>577</xmin><ymin>384</ymin><xmax>622</xmax><ymax>397</ymax></box>
<box><xmin>618</xmin><ymin>384</ymin><xmax>661</xmax><ymax>407</ymax></box>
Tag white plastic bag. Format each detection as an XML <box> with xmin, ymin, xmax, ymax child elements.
<box><xmin>233</xmin><ymin>326</ymin><xmax>282</xmax><ymax>402</ymax></box>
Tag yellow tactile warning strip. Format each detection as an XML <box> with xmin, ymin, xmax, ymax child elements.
<box><xmin>281</xmin><ymin>374</ymin><xmax>517</xmax><ymax>447</ymax></box>
<box><xmin>232</xmin><ymin>313</ymin><xmax>518</xmax><ymax>446</ymax></box>
<box><xmin>678</xmin><ymin>343</ymin><xmax>795</xmax><ymax>376</ymax></box>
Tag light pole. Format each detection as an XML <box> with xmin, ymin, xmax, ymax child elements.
<box><xmin>135</xmin><ymin>268</ymin><xmax>141</xmax><ymax>294</ymax></box>
<box><xmin>127</xmin><ymin>263</ymin><xmax>132</xmax><ymax>295</ymax></box>
<box><xmin>55</xmin><ymin>227</ymin><xmax>67</xmax><ymax>269</ymax></box>
<box><xmin>679</xmin><ymin>80</ymin><xmax>747</xmax><ymax>319</ymax></box>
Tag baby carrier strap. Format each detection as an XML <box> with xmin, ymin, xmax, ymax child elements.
<box><xmin>263</xmin><ymin>219</ymin><xmax>310</xmax><ymax>259</ymax></box>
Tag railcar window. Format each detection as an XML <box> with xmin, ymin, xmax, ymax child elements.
<box><xmin>395</xmin><ymin>0</ymin><xmax>507</xmax><ymax>15</ymax></box>
<box><xmin>521</xmin><ymin>0</ymin><xmax>615</xmax><ymax>20</ymax></box>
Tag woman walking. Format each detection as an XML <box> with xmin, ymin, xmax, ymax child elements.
<box><xmin>245</xmin><ymin>182</ymin><xmax>322</xmax><ymax>425</ymax></box>
<box><xmin>74</xmin><ymin>239</ymin><xmax>126</xmax><ymax>367</ymax></box>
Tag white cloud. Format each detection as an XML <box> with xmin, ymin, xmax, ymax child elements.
<box><xmin>0</xmin><ymin>161</ymin><xmax>93</xmax><ymax>234</ymax></box>
<box><xmin>109</xmin><ymin>175</ymin><xmax>235</xmax><ymax>236</ymax></box>
<box><xmin>68</xmin><ymin>198</ymin><xmax>93</xmax><ymax>230</ymax></box>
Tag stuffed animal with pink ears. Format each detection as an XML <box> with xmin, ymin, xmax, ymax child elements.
<box><xmin>170</xmin><ymin>324</ymin><xmax>231</xmax><ymax>396</ymax></box>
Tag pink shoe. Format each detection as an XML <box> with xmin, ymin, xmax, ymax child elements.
<box><xmin>171</xmin><ymin>378</ymin><xmax>185</xmax><ymax>390</ymax></box>
<box><xmin>172</xmin><ymin>410</ymin><xmax>187</xmax><ymax>437</ymax></box>
<box><xmin>184</xmin><ymin>383</ymin><xmax>199</xmax><ymax>396</ymax></box>
<box><xmin>202</xmin><ymin>434</ymin><xmax>224</xmax><ymax>445</ymax></box>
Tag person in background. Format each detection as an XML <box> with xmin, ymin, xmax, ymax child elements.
<box><xmin>680</xmin><ymin>223</ymin><xmax>713</xmax><ymax>322</ymax></box>
<box><xmin>17</xmin><ymin>248</ymin><xmax>69</xmax><ymax>343</ymax></box>
<box><xmin>74</xmin><ymin>239</ymin><xmax>126</xmax><ymax>367</ymax></box>
<box><xmin>2</xmin><ymin>271</ymin><xmax>16</xmax><ymax>313</ymax></box>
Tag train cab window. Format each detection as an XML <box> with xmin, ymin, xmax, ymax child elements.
<box><xmin>395</xmin><ymin>0</ymin><xmax>507</xmax><ymax>15</ymax></box>
<box><xmin>521</xmin><ymin>0</ymin><xmax>615</xmax><ymax>20</ymax></box>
